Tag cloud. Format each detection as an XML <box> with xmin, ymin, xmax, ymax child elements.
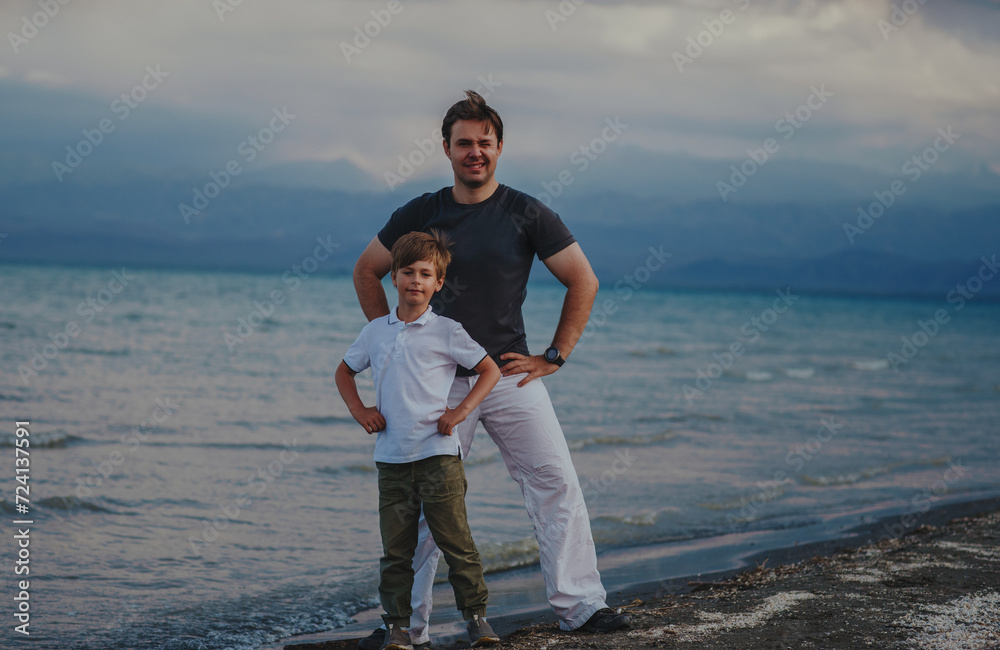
<box><xmin>0</xmin><ymin>0</ymin><xmax>997</xmax><ymax>188</ymax></box>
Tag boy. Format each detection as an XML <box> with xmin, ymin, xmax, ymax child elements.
<box><xmin>335</xmin><ymin>230</ymin><xmax>502</xmax><ymax>650</ymax></box>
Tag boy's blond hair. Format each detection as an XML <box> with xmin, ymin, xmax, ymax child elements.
<box><xmin>390</xmin><ymin>230</ymin><xmax>452</xmax><ymax>279</ymax></box>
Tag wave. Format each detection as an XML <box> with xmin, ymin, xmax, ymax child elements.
<box><xmin>801</xmin><ymin>456</ymin><xmax>952</xmax><ymax>487</ymax></box>
<box><xmin>801</xmin><ymin>465</ymin><xmax>898</xmax><ymax>487</ymax></box>
<box><xmin>595</xmin><ymin>511</ymin><xmax>659</xmax><ymax>527</ymax></box>
<box><xmin>180</xmin><ymin>440</ymin><xmax>304</xmax><ymax>451</ymax></box>
<box><xmin>464</xmin><ymin>430</ymin><xmax>680</xmax><ymax>468</ymax></box>
<box><xmin>0</xmin><ymin>392</ymin><xmax>28</xmax><ymax>402</ymax></box>
<box><xmin>744</xmin><ymin>371</ymin><xmax>773</xmax><ymax>381</ymax></box>
<box><xmin>567</xmin><ymin>430</ymin><xmax>678</xmax><ymax>452</ymax></box>
<box><xmin>850</xmin><ymin>358</ymin><xmax>889</xmax><ymax>371</ymax></box>
<box><xmin>0</xmin><ymin>496</ymin><xmax>114</xmax><ymax>515</ymax></box>
<box><xmin>315</xmin><ymin>464</ymin><xmax>376</xmax><ymax>477</ymax></box>
<box><xmin>698</xmin><ymin>485</ymin><xmax>789</xmax><ymax>512</ymax></box>
<box><xmin>475</xmin><ymin>537</ymin><xmax>540</xmax><ymax>575</ymax></box>
<box><xmin>64</xmin><ymin>347</ymin><xmax>131</xmax><ymax>357</ymax></box>
<box><xmin>627</xmin><ymin>346</ymin><xmax>676</xmax><ymax>357</ymax></box>
<box><xmin>298</xmin><ymin>415</ymin><xmax>356</xmax><ymax>425</ymax></box>
<box><xmin>785</xmin><ymin>367</ymin><xmax>815</xmax><ymax>379</ymax></box>
<box><xmin>86</xmin><ymin>581</ymin><xmax>379</xmax><ymax>650</ymax></box>
<box><xmin>0</xmin><ymin>321</ymin><xmax>16</xmax><ymax>329</ymax></box>
<box><xmin>0</xmin><ymin>429</ymin><xmax>79</xmax><ymax>448</ymax></box>
<box><xmin>659</xmin><ymin>413</ymin><xmax>726</xmax><ymax>423</ymax></box>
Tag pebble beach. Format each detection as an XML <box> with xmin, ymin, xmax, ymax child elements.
<box><xmin>284</xmin><ymin>508</ymin><xmax>1000</xmax><ymax>650</ymax></box>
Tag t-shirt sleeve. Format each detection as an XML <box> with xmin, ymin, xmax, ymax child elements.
<box><xmin>516</xmin><ymin>194</ymin><xmax>576</xmax><ymax>260</ymax></box>
<box><xmin>377</xmin><ymin>195</ymin><xmax>432</xmax><ymax>252</ymax></box>
<box><xmin>342</xmin><ymin>327</ymin><xmax>372</xmax><ymax>374</ymax></box>
<box><xmin>448</xmin><ymin>323</ymin><xmax>489</xmax><ymax>371</ymax></box>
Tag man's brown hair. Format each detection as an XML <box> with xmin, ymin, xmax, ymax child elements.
<box><xmin>390</xmin><ymin>229</ymin><xmax>452</xmax><ymax>279</ymax></box>
<box><xmin>442</xmin><ymin>90</ymin><xmax>503</xmax><ymax>146</ymax></box>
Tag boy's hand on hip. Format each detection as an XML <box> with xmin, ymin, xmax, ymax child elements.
<box><xmin>352</xmin><ymin>406</ymin><xmax>385</xmax><ymax>434</ymax></box>
<box><xmin>499</xmin><ymin>352</ymin><xmax>558</xmax><ymax>387</ymax></box>
<box><xmin>437</xmin><ymin>407</ymin><xmax>465</xmax><ymax>436</ymax></box>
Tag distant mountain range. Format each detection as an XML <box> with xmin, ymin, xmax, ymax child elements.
<box><xmin>1</xmin><ymin>158</ymin><xmax>998</xmax><ymax>300</ymax></box>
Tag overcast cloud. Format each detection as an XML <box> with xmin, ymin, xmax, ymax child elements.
<box><xmin>2</xmin><ymin>0</ymin><xmax>998</xmax><ymax>188</ymax></box>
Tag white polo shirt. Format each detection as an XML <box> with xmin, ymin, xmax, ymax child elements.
<box><xmin>343</xmin><ymin>307</ymin><xmax>488</xmax><ymax>464</ymax></box>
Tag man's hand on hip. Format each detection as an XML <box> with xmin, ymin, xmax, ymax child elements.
<box><xmin>499</xmin><ymin>352</ymin><xmax>559</xmax><ymax>387</ymax></box>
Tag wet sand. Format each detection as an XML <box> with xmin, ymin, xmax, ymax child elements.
<box><xmin>280</xmin><ymin>503</ymin><xmax>1000</xmax><ymax>650</ymax></box>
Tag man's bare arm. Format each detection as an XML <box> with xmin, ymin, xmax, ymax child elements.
<box><xmin>499</xmin><ymin>242</ymin><xmax>599</xmax><ymax>385</ymax></box>
<box><xmin>353</xmin><ymin>236</ymin><xmax>393</xmax><ymax>321</ymax></box>
<box><xmin>542</xmin><ymin>242</ymin><xmax>600</xmax><ymax>360</ymax></box>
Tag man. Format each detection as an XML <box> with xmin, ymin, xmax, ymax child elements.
<box><xmin>353</xmin><ymin>90</ymin><xmax>629</xmax><ymax>649</ymax></box>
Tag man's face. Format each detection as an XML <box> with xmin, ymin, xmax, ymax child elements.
<box><xmin>444</xmin><ymin>120</ymin><xmax>502</xmax><ymax>190</ymax></box>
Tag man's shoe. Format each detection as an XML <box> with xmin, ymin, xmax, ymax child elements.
<box><xmin>358</xmin><ymin>627</ymin><xmax>384</xmax><ymax>650</ymax></box>
<box><xmin>466</xmin><ymin>614</ymin><xmax>500</xmax><ymax>647</ymax></box>
<box><xmin>578</xmin><ymin>607</ymin><xmax>630</xmax><ymax>633</ymax></box>
<box><xmin>380</xmin><ymin>623</ymin><xmax>413</xmax><ymax>650</ymax></box>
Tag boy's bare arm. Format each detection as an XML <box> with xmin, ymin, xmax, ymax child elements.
<box><xmin>334</xmin><ymin>360</ymin><xmax>386</xmax><ymax>434</ymax></box>
<box><xmin>437</xmin><ymin>356</ymin><xmax>501</xmax><ymax>435</ymax></box>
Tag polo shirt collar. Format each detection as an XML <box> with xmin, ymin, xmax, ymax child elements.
<box><xmin>388</xmin><ymin>306</ymin><xmax>436</xmax><ymax>326</ymax></box>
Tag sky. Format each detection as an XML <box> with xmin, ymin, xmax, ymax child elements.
<box><xmin>2</xmin><ymin>0</ymin><xmax>999</xmax><ymax>195</ymax></box>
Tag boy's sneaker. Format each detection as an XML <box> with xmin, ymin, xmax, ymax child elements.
<box><xmin>466</xmin><ymin>615</ymin><xmax>500</xmax><ymax>647</ymax></box>
<box><xmin>359</xmin><ymin>626</ymin><xmax>430</xmax><ymax>650</ymax></box>
<box><xmin>380</xmin><ymin>624</ymin><xmax>413</xmax><ymax>650</ymax></box>
<box><xmin>577</xmin><ymin>607</ymin><xmax>630</xmax><ymax>633</ymax></box>
<box><xmin>358</xmin><ymin>627</ymin><xmax>384</xmax><ymax>650</ymax></box>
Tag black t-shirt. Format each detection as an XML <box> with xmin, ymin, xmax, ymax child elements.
<box><xmin>378</xmin><ymin>184</ymin><xmax>576</xmax><ymax>374</ymax></box>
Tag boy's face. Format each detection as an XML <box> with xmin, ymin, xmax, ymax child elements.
<box><xmin>391</xmin><ymin>259</ymin><xmax>444</xmax><ymax>309</ymax></box>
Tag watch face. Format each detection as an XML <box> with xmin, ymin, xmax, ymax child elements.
<box><xmin>545</xmin><ymin>348</ymin><xmax>558</xmax><ymax>361</ymax></box>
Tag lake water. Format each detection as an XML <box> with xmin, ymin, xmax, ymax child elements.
<box><xmin>1</xmin><ymin>264</ymin><xmax>998</xmax><ymax>649</ymax></box>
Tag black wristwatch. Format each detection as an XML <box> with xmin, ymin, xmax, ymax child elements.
<box><xmin>543</xmin><ymin>346</ymin><xmax>565</xmax><ymax>367</ymax></box>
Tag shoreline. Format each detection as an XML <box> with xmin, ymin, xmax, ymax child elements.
<box><xmin>275</xmin><ymin>496</ymin><xmax>1000</xmax><ymax>649</ymax></box>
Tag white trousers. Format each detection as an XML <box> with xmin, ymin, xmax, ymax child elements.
<box><xmin>405</xmin><ymin>373</ymin><xmax>607</xmax><ymax>644</ymax></box>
